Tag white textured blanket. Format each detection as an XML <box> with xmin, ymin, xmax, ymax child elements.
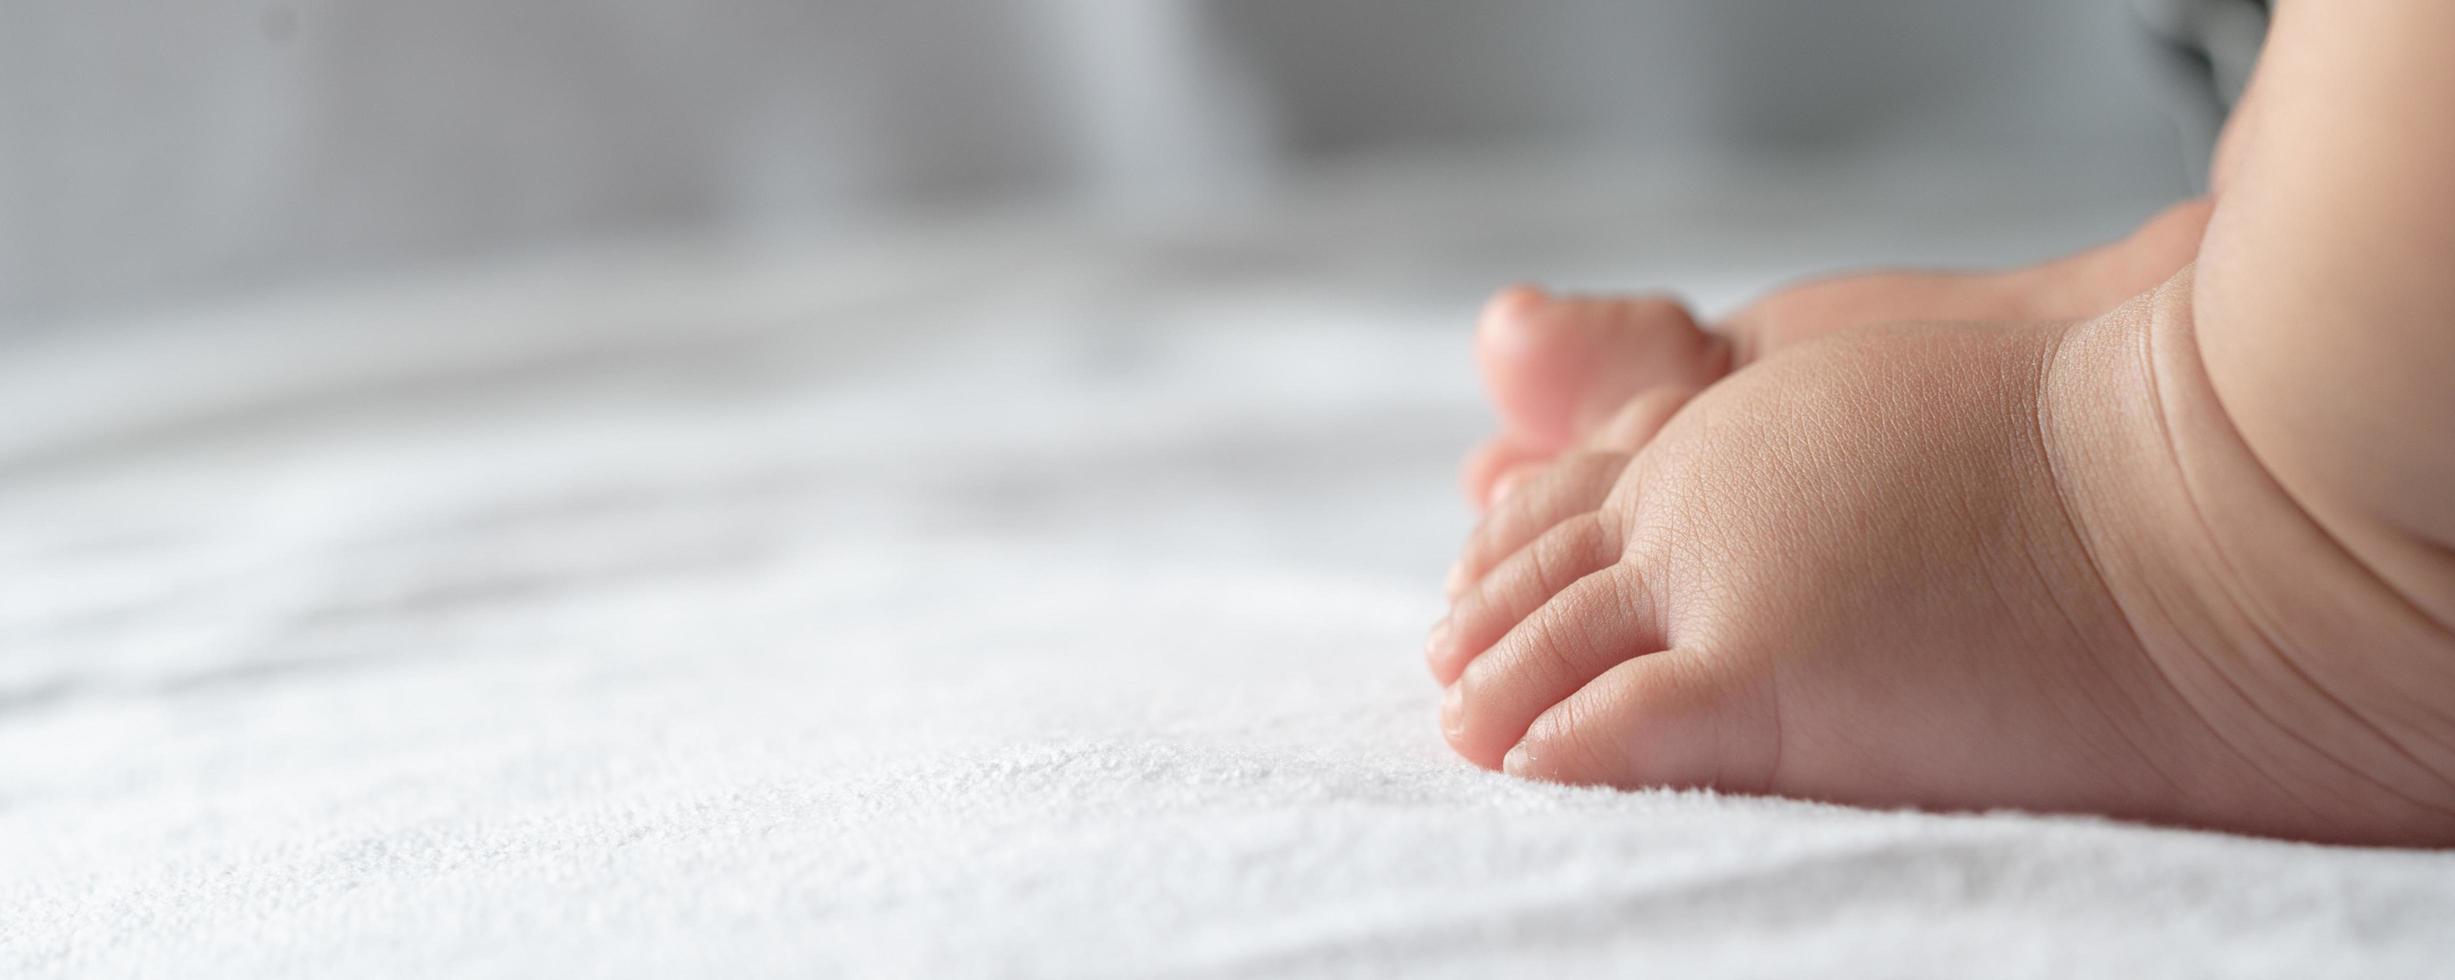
<box><xmin>6</xmin><ymin>171</ymin><xmax>2452</xmax><ymax>978</ymax></box>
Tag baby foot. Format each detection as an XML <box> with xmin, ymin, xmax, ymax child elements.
<box><xmin>1431</xmin><ymin>273</ymin><xmax>2455</xmax><ymax>846</ymax></box>
<box><xmin>1462</xmin><ymin>200</ymin><xmax>2215</xmax><ymax>509</ymax></box>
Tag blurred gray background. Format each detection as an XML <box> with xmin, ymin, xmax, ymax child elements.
<box><xmin>1</xmin><ymin>0</ymin><xmax>2214</xmax><ymax>332</ymax></box>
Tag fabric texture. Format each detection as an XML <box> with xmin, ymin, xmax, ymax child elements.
<box><xmin>5</xmin><ymin>167</ymin><xmax>2450</xmax><ymax>978</ymax></box>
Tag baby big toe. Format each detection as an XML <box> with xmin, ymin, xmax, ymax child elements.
<box><xmin>1504</xmin><ymin>647</ymin><xmax>1778</xmax><ymax>795</ymax></box>
<box><xmin>1443</xmin><ymin>563</ymin><xmax>1661</xmax><ymax>769</ymax></box>
<box><xmin>1477</xmin><ymin>289</ymin><xmax>1717</xmax><ymax>452</ymax></box>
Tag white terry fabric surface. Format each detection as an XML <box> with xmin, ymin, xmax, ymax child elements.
<box><xmin>6</xmin><ymin>170</ymin><xmax>2453</xmax><ymax>978</ymax></box>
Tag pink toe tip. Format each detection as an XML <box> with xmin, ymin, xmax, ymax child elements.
<box><xmin>1478</xmin><ymin>285</ymin><xmax>1552</xmax><ymax>347</ymax></box>
<box><xmin>1502</xmin><ymin>743</ymin><xmax>1536</xmax><ymax>778</ymax></box>
<box><xmin>1489</xmin><ymin>470</ymin><xmax>1528</xmax><ymax>505</ymax></box>
<box><xmin>1488</xmin><ymin>283</ymin><xmax>1548</xmax><ymax>314</ymax></box>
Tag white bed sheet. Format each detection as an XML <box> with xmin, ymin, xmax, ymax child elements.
<box><xmin>6</xmin><ymin>165</ymin><xmax>2452</xmax><ymax>978</ymax></box>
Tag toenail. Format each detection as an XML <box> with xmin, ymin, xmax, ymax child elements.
<box><xmin>1440</xmin><ymin>684</ymin><xmax>1466</xmax><ymax>737</ymax></box>
<box><xmin>1443</xmin><ymin>561</ymin><xmax>1469</xmax><ymax>598</ymax></box>
<box><xmin>1426</xmin><ymin>615</ymin><xmax>1453</xmax><ymax>660</ymax></box>
<box><xmin>1488</xmin><ymin>283</ymin><xmax>1547</xmax><ymax>318</ymax></box>
<box><xmin>1491</xmin><ymin>472</ymin><xmax>1525</xmax><ymax>505</ymax></box>
<box><xmin>1502</xmin><ymin>742</ymin><xmax>1535</xmax><ymax>777</ymax></box>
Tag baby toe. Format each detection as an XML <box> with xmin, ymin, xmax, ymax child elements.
<box><xmin>1504</xmin><ymin>647</ymin><xmax>1778</xmax><ymax>795</ymax></box>
<box><xmin>1443</xmin><ymin>563</ymin><xmax>1662</xmax><ymax>769</ymax></box>
<box><xmin>1584</xmin><ymin>384</ymin><xmax>1704</xmax><ymax>454</ymax></box>
<box><xmin>1477</xmin><ymin>289</ymin><xmax>1723</xmax><ymax>453</ymax></box>
<box><xmin>1460</xmin><ymin>436</ymin><xmax>1548</xmax><ymax>511</ymax></box>
<box><xmin>1430</xmin><ymin>511</ymin><xmax>1621</xmax><ymax>686</ymax></box>
<box><xmin>1449</xmin><ymin>451</ymin><xmax>1627</xmax><ymax>600</ymax></box>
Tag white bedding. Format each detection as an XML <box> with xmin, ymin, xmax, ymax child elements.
<box><xmin>6</xmin><ymin>165</ymin><xmax>2452</xmax><ymax>978</ymax></box>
